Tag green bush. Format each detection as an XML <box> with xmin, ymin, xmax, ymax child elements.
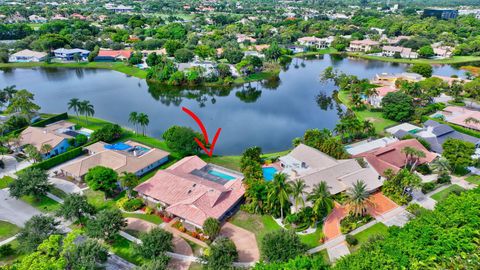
<box><xmin>117</xmin><ymin>197</ymin><xmax>144</xmax><ymax>211</ymax></box>
<box><xmin>437</xmin><ymin>172</ymin><xmax>451</xmax><ymax>184</ymax></box>
<box><xmin>345</xmin><ymin>234</ymin><xmax>358</xmax><ymax>246</ymax></box>
<box><xmin>340</xmin><ymin>214</ymin><xmax>373</xmax><ymax>234</ymax></box>
<box><xmin>90</xmin><ymin>124</ymin><xmax>122</xmax><ymax>143</ymax></box>
<box><xmin>405</xmin><ymin>203</ymin><xmax>427</xmax><ymax>217</ymax></box>
<box><xmin>416</xmin><ymin>164</ymin><xmax>432</xmax><ymax>175</ymax></box>
<box><xmin>421</xmin><ymin>182</ymin><xmax>436</xmax><ymax>194</ymax></box>
<box><xmin>0</xmin><ymin>244</ymin><xmax>14</xmax><ymax>257</ymax></box>
<box><xmin>19</xmin><ymin>147</ymin><xmax>86</xmax><ymax>173</ymax></box>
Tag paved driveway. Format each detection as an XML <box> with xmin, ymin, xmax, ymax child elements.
<box><xmin>220</xmin><ymin>222</ymin><xmax>260</xmax><ymax>263</ymax></box>
<box><xmin>49</xmin><ymin>177</ymin><xmax>83</xmax><ymax>194</ymax></box>
<box><xmin>323</xmin><ymin>203</ymin><xmax>347</xmax><ymax>241</ymax></box>
<box><xmin>0</xmin><ymin>155</ymin><xmax>31</xmax><ymax>178</ymax></box>
<box><xmin>0</xmin><ymin>189</ymin><xmax>40</xmax><ymax>227</ymax></box>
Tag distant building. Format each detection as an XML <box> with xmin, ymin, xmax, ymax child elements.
<box><xmin>297</xmin><ymin>36</ymin><xmax>334</xmax><ymax>49</ymax></box>
<box><xmin>423</xmin><ymin>9</ymin><xmax>458</xmax><ymax>19</ymax></box>
<box><xmin>236</xmin><ymin>34</ymin><xmax>256</xmax><ymax>44</ymax></box>
<box><xmin>382</xmin><ymin>46</ymin><xmax>418</xmax><ymax>59</ymax></box>
<box><xmin>348</xmin><ymin>39</ymin><xmax>380</xmax><ymax>52</ymax></box>
<box><xmin>95</xmin><ymin>50</ymin><xmax>132</xmax><ymax>61</ymax></box>
<box><xmin>105</xmin><ymin>4</ymin><xmax>134</xmax><ymax>13</ymax></box>
<box><xmin>177</xmin><ymin>61</ymin><xmax>218</xmax><ymax>76</ymax></box>
<box><xmin>29</xmin><ymin>15</ymin><xmax>47</xmax><ymax>23</ymax></box>
<box><xmin>9</xmin><ymin>49</ymin><xmax>47</xmax><ymax>62</ymax></box>
<box><xmin>53</xmin><ymin>48</ymin><xmax>90</xmax><ymax>61</ymax></box>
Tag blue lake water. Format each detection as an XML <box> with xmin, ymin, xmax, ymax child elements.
<box><xmin>0</xmin><ymin>55</ymin><xmax>469</xmax><ymax>155</ymax></box>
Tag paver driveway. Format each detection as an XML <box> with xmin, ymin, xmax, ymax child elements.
<box><xmin>220</xmin><ymin>222</ymin><xmax>260</xmax><ymax>263</ymax></box>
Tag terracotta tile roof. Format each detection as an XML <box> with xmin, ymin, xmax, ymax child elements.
<box><xmin>134</xmin><ymin>156</ymin><xmax>245</xmax><ymax>227</ymax></box>
<box><xmin>354</xmin><ymin>139</ymin><xmax>437</xmax><ymax>176</ymax></box>
<box><xmin>97</xmin><ymin>50</ymin><xmax>132</xmax><ymax>59</ymax></box>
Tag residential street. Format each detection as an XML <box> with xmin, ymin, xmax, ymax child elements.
<box><xmin>0</xmin><ymin>188</ymin><xmax>40</xmax><ymax>227</ymax></box>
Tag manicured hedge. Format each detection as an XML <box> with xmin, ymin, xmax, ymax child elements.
<box><xmin>32</xmin><ymin>112</ymin><xmax>69</xmax><ymax>127</ymax></box>
<box><xmin>18</xmin><ymin>147</ymin><xmax>85</xmax><ymax>173</ymax></box>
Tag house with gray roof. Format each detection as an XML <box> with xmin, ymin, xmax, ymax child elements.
<box><xmin>392</xmin><ymin>120</ymin><xmax>480</xmax><ymax>153</ymax></box>
<box><xmin>279</xmin><ymin>144</ymin><xmax>383</xmax><ymax>195</ymax></box>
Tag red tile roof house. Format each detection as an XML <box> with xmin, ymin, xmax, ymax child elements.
<box><xmin>94</xmin><ymin>50</ymin><xmax>132</xmax><ymax>62</ymax></box>
<box><xmin>353</xmin><ymin>139</ymin><xmax>437</xmax><ymax>176</ymax></box>
<box><xmin>134</xmin><ymin>156</ymin><xmax>245</xmax><ymax>230</ymax></box>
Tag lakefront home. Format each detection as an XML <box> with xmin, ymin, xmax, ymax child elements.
<box><xmin>19</xmin><ymin>120</ymin><xmax>77</xmax><ymax>158</ymax></box>
<box><xmin>353</xmin><ymin>139</ymin><xmax>437</xmax><ymax>176</ymax></box>
<box><xmin>432</xmin><ymin>106</ymin><xmax>480</xmax><ymax>131</ymax></box>
<box><xmin>8</xmin><ymin>49</ymin><xmax>47</xmax><ymax>62</ymax></box>
<box><xmin>297</xmin><ymin>36</ymin><xmax>334</xmax><ymax>49</ymax></box>
<box><xmin>391</xmin><ymin>120</ymin><xmax>480</xmax><ymax>154</ymax></box>
<box><xmin>381</xmin><ymin>46</ymin><xmax>418</xmax><ymax>59</ymax></box>
<box><xmin>94</xmin><ymin>50</ymin><xmax>132</xmax><ymax>62</ymax></box>
<box><xmin>53</xmin><ymin>48</ymin><xmax>90</xmax><ymax>61</ymax></box>
<box><xmin>279</xmin><ymin>144</ymin><xmax>383</xmax><ymax>195</ymax></box>
<box><xmin>134</xmin><ymin>156</ymin><xmax>245</xmax><ymax>229</ymax></box>
<box><xmin>59</xmin><ymin>141</ymin><xmax>169</xmax><ymax>180</ymax></box>
<box><xmin>348</xmin><ymin>39</ymin><xmax>380</xmax><ymax>52</ymax></box>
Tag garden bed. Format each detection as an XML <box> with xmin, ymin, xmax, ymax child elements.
<box><xmin>340</xmin><ymin>214</ymin><xmax>373</xmax><ymax>234</ymax></box>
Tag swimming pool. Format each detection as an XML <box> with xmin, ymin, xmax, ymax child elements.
<box><xmin>105</xmin><ymin>142</ymin><xmax>132</xmax><ymax>151</ymax></box>
<box><xmin>208</xmin><ymin>170</ymin><xmax>236</xmax><ymax>180</ymax></box>
<box><xmin>262</xmin><ymin>167</ymin><xmax>277</xmax><ymax>181</ymax></box>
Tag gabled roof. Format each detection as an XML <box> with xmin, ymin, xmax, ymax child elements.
<box><xmin>134</xmin><ymin>156</ymin><xmax>245</xmax><ymax>227</ymax></box>
<box><xmin>286</xmin><ymin>143</ymin><xmax>338</xmax><ymax>170</ymax></box>
<box><xmin>354</xmin><ymin>139</ymin><xmax>437</xmax><ymax>175</ymax></box>
<box><xmin>19</xmin><ymin>120</ymin><xmax>75</xmax><ymax>151</ymax></box>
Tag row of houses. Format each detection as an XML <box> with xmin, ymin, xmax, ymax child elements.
<box><xmin>8</xmin><ymin>48</ymin><xmax>91</xmax><ymax>62</ymax></box>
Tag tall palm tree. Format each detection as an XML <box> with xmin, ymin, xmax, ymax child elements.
<box><xmin>401</xmin><ymin>146</ymin><xmax>426</xmax><ymax>171</ymax></box>
<box><xmin>79</xmin><ymin>100</ymin><xmax>94</xmax><ymax>125</ymax></box>
<box><xmin>291</xmin><ymin>179</ymin><xmax>307</xmax><ymax>212</ymax></box>
<box><xmin>67</xmin><ymin>98</ymin><xmax>81</xmax><ymax>119</ymax></box>
<box><xmin>128</xmin><ymin>112</ymin><xmax>138</xmax><ymax>134</ymax></box>
<box><xmin>40</xmin><ymin>144</ymin><xmax>53</xmax><ymax>155</ymax></box>
<box><xmin>307</xmin><ymin>181</ymin><xmax>334</xmax><ymax>220</ymax></box>
<box><xmin>119</xmin><ymin>172</ymin><xmax>139</xmax><ymax>198</ymax></box>
<box><xmin>267</xmin><ymin>173</ymin><xmax>292</xmax><ymax>221</ymax></box>
<box><xmin>3</xmin><ymin>85</ymin><xmax>18</xmax><ymax>102</ymax></box>
<box><xmin>346</xmin><ymin>180</ymin><xmax>373</xmax><ymax>217</ymax></box>
<box><xmin>430</xmin><ymin>157</ymin><xmax>451</xmax><ymax>174</ymax></box>
<box><xmin>137</xmin><ymin>113</ymin><xmax>149</xmax><ymax>136</ymax></box>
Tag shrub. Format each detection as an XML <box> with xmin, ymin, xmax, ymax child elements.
<box><xmin>416</xmin><ymin>164</ymin><xmax>432</xmax><ymax>175</ymax></box>
<box><xmin>421</xmin><ymin>182</ymin><xmax>436</xmax><ymax>194</ymax></box>
<box><xmin>90</xmin><ymin>124</ymin><xmax>122</xmax><ymax>143</ymax></box>
<box><xmin>345</xmin><ymin>234</ymin><xmax>358</xmax><ymax>246</ymax></box>
<box><xmin>20</xmin><ymin>147</ymin><xmax>85</xmax><ymax>172</ymax></box>
<box><xmin>0</xmin><ymin>244</ymin><xmax>14</xmax><ymax>257</ymax></box>
<box><xmin>124</xmin><ymin>198</ymin><xmax>144</xmax><ymax>211</ymax></box>
<box><xmin>405</xmin><ymin>203</ymin><xmax>427</xmax><ymax>216</ymax></box>
<box><xmin>437</xmin><ymin>172</ymin><xmax>451</xmax><ymax>184</ymax></box>
<box><xmin>31</xmin><ymin>113</ymin><xmax>68</xmax><ymax>127</ymax></box>
<box><xmin>144</xmin><ymin>206</ymin><xmax>154</xmax><ymax>215</ymax></box>
<box><xmin>340</xmin><ymin>214</ymin><xmax>373</xmax><ymax>234</ymax></box>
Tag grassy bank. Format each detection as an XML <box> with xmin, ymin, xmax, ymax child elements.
<box><xmin>0</xmin><ymin>62</ymin><xmax>148</xmax><ymax>79</ymax></box>
<box><xmin>337</xmin><ymin>90</ymin><xmax>397</xmax><ymax>134</ymax></box>
<box><xmin>344</xmin><ymin>53</ymin><xmax>480</xmax><ymax>65</ymax></box>
<box><xmin>293</xmin><ymin>48</ymin><xmax>338</xmax><ymax>58</ymax></box>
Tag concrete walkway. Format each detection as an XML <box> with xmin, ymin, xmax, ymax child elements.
<box><xmin>0</xmin><ymin>235</ymin><xmax>18</xmax><ymax>246</ymax></box>
<box><xmin>327</xmin><ymin>241</ymin><xmax>350</xmax><ymax>262</ymax></box>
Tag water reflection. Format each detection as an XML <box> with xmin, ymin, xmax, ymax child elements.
<box><xmin>0</xmin><ymin>55</ymin><xmax>469</xmax><ymax>154</ymax></box>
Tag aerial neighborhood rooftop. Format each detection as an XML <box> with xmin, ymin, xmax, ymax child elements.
<box><xmin>1</xmin><ymin>1</ymin><xmax>480</xmax><ymax>269</ymax></box>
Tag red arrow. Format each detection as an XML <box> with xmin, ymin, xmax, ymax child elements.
<box><xmin>182</xmin><ymin>107</ymin><xmax>222</xmax><ymax>157</ymax></box>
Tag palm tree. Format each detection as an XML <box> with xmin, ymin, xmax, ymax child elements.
<box><xmin>128</xmin><ymin>112</ymin><xmax>138</xmax><ymax>134</ymax></box>
<box><xmin>291</xmin><ymin>179</ymin><xmax>307</xmax><ymax>212</ymax></box>
<box><xmin>79</xmin><ymin>100</ymin><xmax>94</xmax><ymax>125</ymax></box>
<box><xmin>3</xmin><ymin>85</ymin><xmax>18</xmax><ymax>102</ymax></box>
<box><xmin>346</xmin><ymin>180</ymin><xmax>373</xmax><ymax>217</ymax></box>
<box><xmin>267</xmin><ymin>173</ymin><xmax>292</xmax><ymax>221</ymax></box>
<box><xmin>307</xmin><ymin>181</ymin><xmax>334</xmax><ymax>220</ymax></box>
<box><xmin>430</xmin><ymin>157</ymin><xmax>451</xmax><ymax>174</ymax></box>
<box><xmin>119</xmin><ymin>172</ymin><xmax>139</xmax><ymax>198</ymax></box>
<box><xmin>136</xmin><ymin>113</ymin><xmax>149</xmax><ymax>136</ymax></box>
<box><xmin>401</xmin><ymin>146</ymin><xmax>426</xmax><ymax>171</ymax></box>
<box><xmin>40</xmin><ymin>144</ymin><xmax>53</xmax><ymax>155</ymax></box>
<box><xmin>67</xmin><ymin>98</ymin><xmax>81</xmax><ymax>119</ymax></box>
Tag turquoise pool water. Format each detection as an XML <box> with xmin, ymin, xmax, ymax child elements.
<box><xmin>262</xmin><ymin>167</ymin><xmax>277</xmax><ymax>181</ymax></box>
<box><xmin>208</xmin><ymin>170</ymin><xmax>236</xmax><ymax>180</ymax></box>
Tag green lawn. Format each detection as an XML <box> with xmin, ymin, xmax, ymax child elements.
<box><xmin>0</xmin><ymin>176</ymin><xmax>14</xmax><ymax>189</ymax></box>
<box><xmin>49</xmin><ymin>187</ymin><xmax>68</xmax><ymax>199</ymax></box>
<box><xmin>21</xmin><ymin>195</ymin><xmax>61</xmax><ymax>213</ymax></box>
<box><xmin>229</xmin><ymin>211</ymin><xmax>282</xmax><ymax>248</ymax></box>
<box><xmin>293</xmin><ymin>48</ymin><xmax>338</xmax><ymax>57</ymax></box>
<box><xmin>189</xmin><ymin>262</ymin><xmax>204</xmax><ymax>270</ymax></box>
<box><xmin>314</xmin><ymin>249</ymin><xmax>330</xmax><ymax>264</ymax></box>
<box><xmin>83</xmin><ymin>189</ymin><xmax>124</xmax><ymax>211</ymax></box>
<box><xmin>431</xmin><ymin>184</ymin><xmax>465</xmax><ymax>202</ymax></box>
<box><xmin>353</xmin><ymin>223</ymin><xmax>389</xmax><ymax>247</ymax></box>
<box><xmin>110</xmin><ymin>235</ymin><xmax>143</xmax><ymax>265</ymax></box>
<box><xmin>337</xmin><ymin>90</ymin><xmax>397</xmax><ymax>134</ymax></box>
<box><xmin>0</xmin><ymin>240</ymin><xmax>23</xmax><ymax>266</ymax></box>
<box><xmin>0</xmin><ymin>221</ymin><xmax>20</xmax><ymax>241</ymax></box>
<box><xmin>346</xmin><ymin>53</ymin><xmax>480</xmax><ymax>65</ymax></box>
<box><xmin>465</xmin><ymin>175</ymin><xmax>480</xmax><ymax>185</ymax></box>
<box><xmin>299</xmin><ymin>227</ymin><xmax>324</xmax><ymax>249</ymax></box>
<box><xmin>0</xmin><ymin>62</ymin><xmax>148</xmax><ymax>79</ymax></box>
<box><xmin>122</xmin><ymin>212</ymin><xmax>163</xmax><ymax>225</ymax></box>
